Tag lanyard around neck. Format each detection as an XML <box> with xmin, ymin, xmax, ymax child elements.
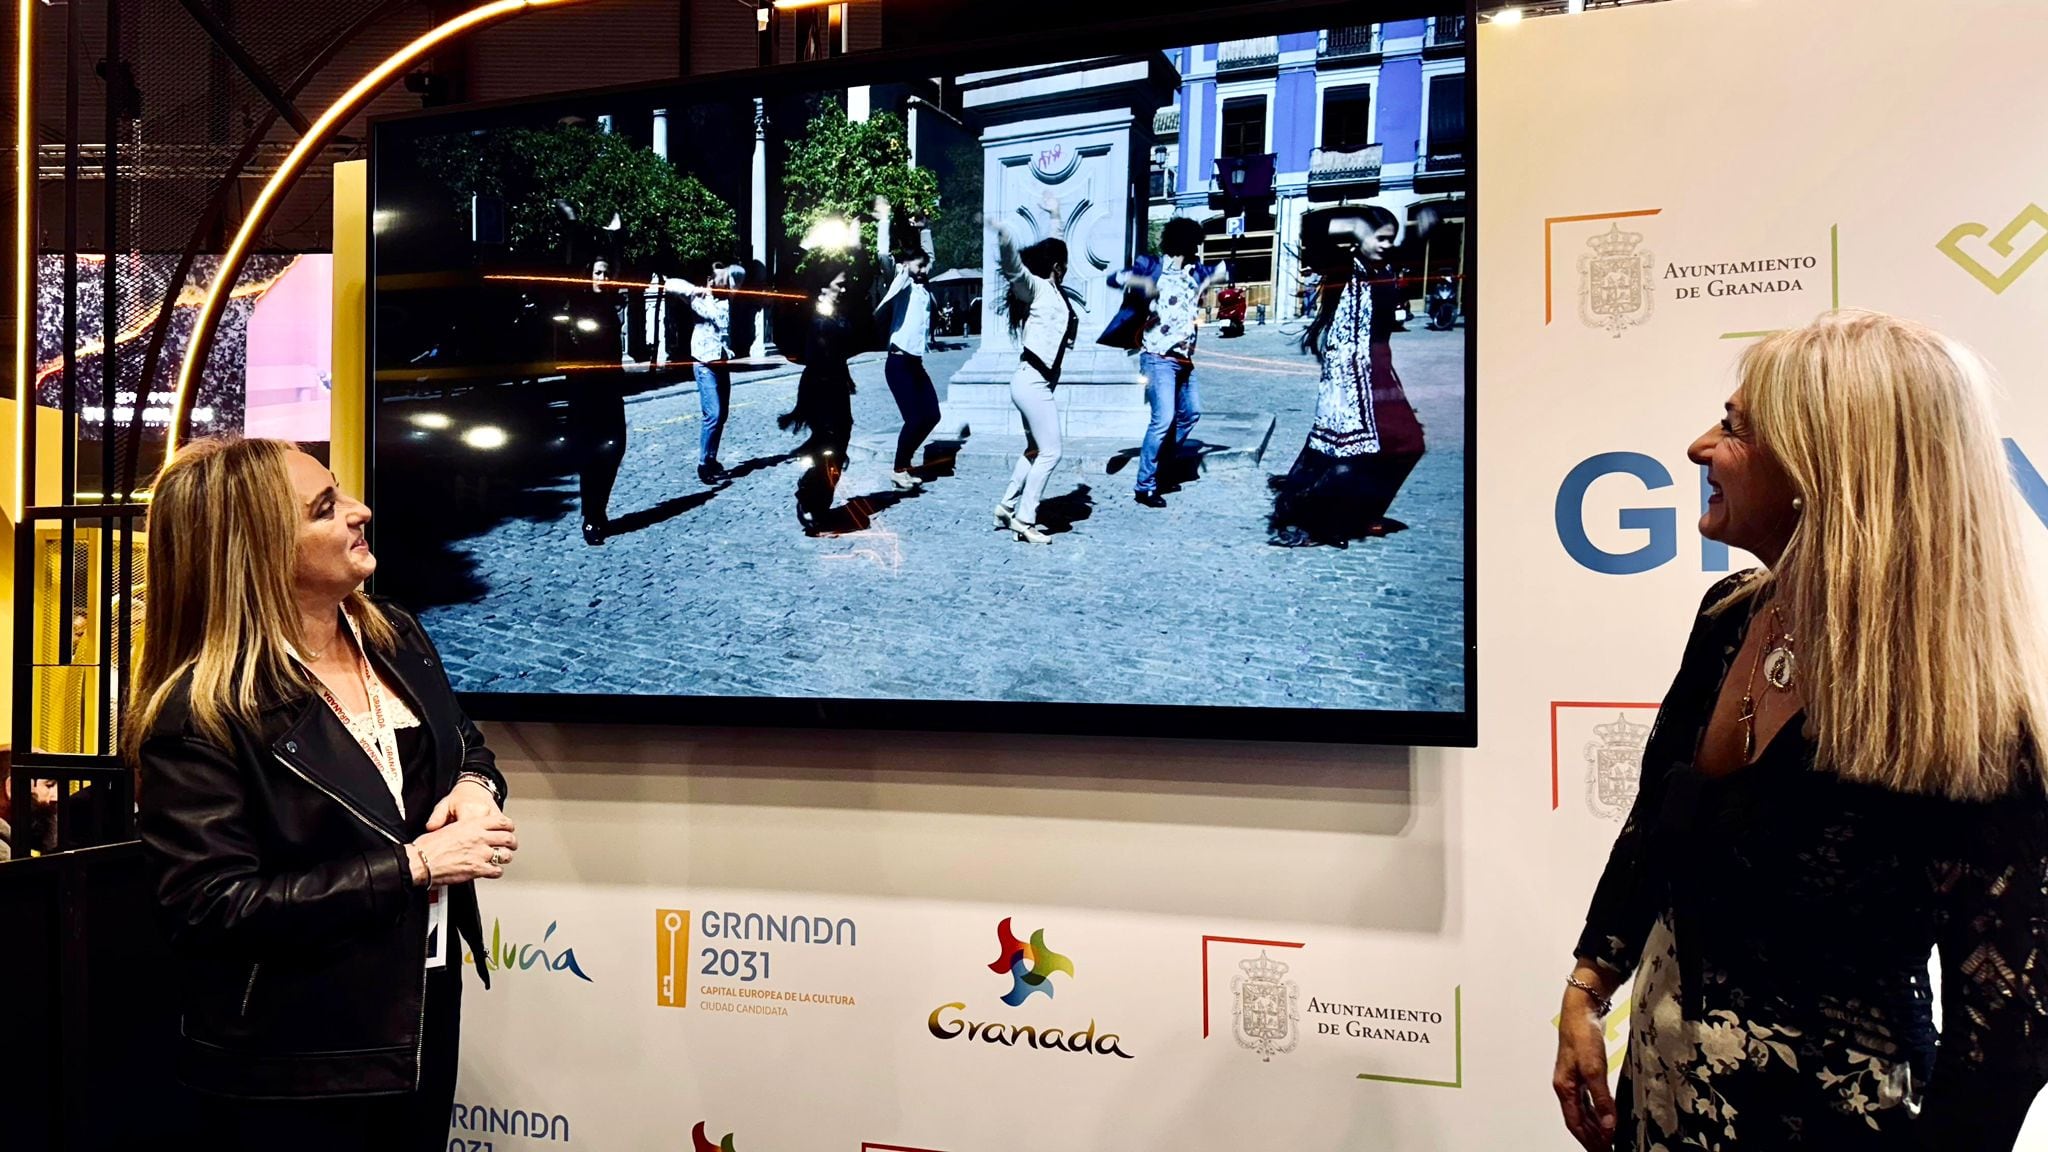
<box><xmin>293</xmin><ymin>613</ymin><xmax>406</xmax><ymax>817</ymax></box>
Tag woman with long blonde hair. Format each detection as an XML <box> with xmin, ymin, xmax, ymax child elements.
<box><xmin>132</xmin><ymin>437</ymin><xmax>515</xmax><ymax>1151</ymax></box>
<box><xmin>1552</xmin><ymin>311</ymin><xmax>2048</xmax><ymax>1150</ymax></box>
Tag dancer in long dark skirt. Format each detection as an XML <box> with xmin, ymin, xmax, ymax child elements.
<box><xmin>567</xmin><ymin>257</ymin><xmax>629</xmax><ymax>546</ymax></box>
<box><xmin>777</xmin><ymin>256</ymin><xmax>863</xmax><ymax>536</ymax></box>
<box><xmin>1269</xmin><ymin>205</ymin><xmax>1429</xmax><ymax>548</ymax></box>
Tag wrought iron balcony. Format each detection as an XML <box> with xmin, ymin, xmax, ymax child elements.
<box><xmin>1217</xmin><ymin>36</ymin><xmax>1279</xmax><ymax>72</ymax></box>
<box><xmin>1153</xmin><ymin>105</ymin><xmax>1180</xmax><ymax>136</ymax></box>
<box><xmin>1322</xmin><ymin>25</ymin><xmax>1381</xmax><ymax>60</ymax></box>
<box><xmin>1426</xmin><ymin>15</ymin><xmax>1471</xmax><ymax>48</ymax></box>
<box><xmin>1308</xmin><ymin>143</ymin><xmax>1384</xmax><ymax>185</ymax></box>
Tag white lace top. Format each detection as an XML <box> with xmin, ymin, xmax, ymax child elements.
<box><xmin>288</xmin><ymin>618</ymin><xmax>422</xmax><ymax>814</ymax></box>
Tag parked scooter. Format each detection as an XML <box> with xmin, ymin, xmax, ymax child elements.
<box><xmin>1426</xmin><ymin>274</ymin><xmax>1458</xmax><ymax>331</ymax></box>
<box><xmin>1216</xmin><ymin>285</ymin><xmax>1247</xmax><ymax>338</ymax></box>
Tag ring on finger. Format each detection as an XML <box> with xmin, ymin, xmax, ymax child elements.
<box><xmin>489</xmin><ymin>852</ymin><xmax>505</xmax><ymax>867</ymax></box>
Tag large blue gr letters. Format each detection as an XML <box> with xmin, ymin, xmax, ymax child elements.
<box><xmin>1555</xmin><ymin>441</ymin><xmax>2048</xmax><ymax>573</ymax></box>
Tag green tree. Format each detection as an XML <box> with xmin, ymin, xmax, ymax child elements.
<box><xmin>929</xmin><ymin>138</ymin><xmax>983</xmax><ymax>272</ymax></box>
<box><xmin>417</xmin><ymin>124</ymin><xmax>737</xmax><ymax>268</ymax></box>
<box><xmin>781</xmin><ymin>101</ymin><xmax>938</xmax><ymax>269</ymax></box>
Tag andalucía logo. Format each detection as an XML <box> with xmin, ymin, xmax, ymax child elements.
<box><xmin>692</xmin><ymin>1121</ymin><xmax>739</xmax><ymax>1152</ymax></box>
<box><xmin>925</xmin><ymin>917</ymin><xmax>1134</xmax><ymax>1058</ymax></box>
<box><xmin>464</xmin><ymin>919</ymin><xmax>593</xmax><ymax>982</ymax></box>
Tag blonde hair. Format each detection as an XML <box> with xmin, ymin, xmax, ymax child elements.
<box><xmin>1736</xmin><ymin>310</ymin><xmax>2048</xmax><ymax>800</ymax></box>
<box><xmin>127</xmin><ymin>437</ymin><xmax>395</xmax><ymax>757</ymax></box>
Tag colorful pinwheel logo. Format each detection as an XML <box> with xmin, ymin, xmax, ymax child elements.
<box><xmin>692</xmin><ymin>1121</ymin><xmax>738</xmax><ymax>1152</ymax></box>
<box><xmin>988</xmin><ymin>916</ymin><xmax>1075</xmax><ymax>1007</ymax></box>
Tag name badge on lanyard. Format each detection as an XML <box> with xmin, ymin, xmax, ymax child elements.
<box><xmin>426</xmin><ymin>888</ymin><xmax>448</xmax><ymax>970</ymax></box>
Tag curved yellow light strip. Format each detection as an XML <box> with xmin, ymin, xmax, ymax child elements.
<box><xmin>169</xmin><ymin>0</ymin><xmax>593</xmax><ymax>459</ymax></box>
<box><xmin>12</xmin><ymin>0</ymin><xmax>37</xmax><ymax>522</ymax></box>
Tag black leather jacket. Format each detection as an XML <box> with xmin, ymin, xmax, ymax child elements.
<box><xmin>136</xmin><ymin>601</ymin><xmax>506</xmax><ymax>1099</ymax></box>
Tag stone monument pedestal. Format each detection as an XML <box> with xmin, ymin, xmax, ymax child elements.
<box><xmin>942</xmin><ymin>55</ymin><xmax>1180</xmax><ymax>442</ymax></box>
<box><xmin>939</xmin><ymin>362</ymin><xmax>1148</xmax><ymax>440</ymax></box>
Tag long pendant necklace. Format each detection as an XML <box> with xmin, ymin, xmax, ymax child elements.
<box><xmin>1738</xmin><ymin>604</ymin><xmax>1797</xmax><ymax>761</ymax></box>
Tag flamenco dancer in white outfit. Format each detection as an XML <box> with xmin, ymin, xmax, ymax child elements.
<box><xmin>990</xmin><ymin>194</ymin><xmax>1080</xmax><ymax>545</ymax></box>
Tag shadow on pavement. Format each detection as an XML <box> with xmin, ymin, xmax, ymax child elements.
<box><xmin>1106</xmin><ymin>441</ymin><xmax>1211</xmax><ymax>490</ymax></box>
<box><xmin>913</xmin><ymin>436</ymin><xmax>968</xmax><ymax>480</ymax></box>
<box><xmin>606</xmin><ymin>488</ymin><xmax>722</xmax><ymax>538</ymax></box>
<box><xmin>374</xmin><ymin>480</ymin><xmax>574</xmax><ymax>610</ymax></box>
<box><xmin>1035</xmin><ymin>484</ymin><xmax>1095</xmax><ymax>535</ymax></box>
<box><xmin>833</xmin><ymin>486</ymin><xmax>921</xmax><ymax>532</ymax></box>
<box><xmin>719</xmin><ymin>451</ymin><xmax>801</xmax><ymax>481</ymax></box>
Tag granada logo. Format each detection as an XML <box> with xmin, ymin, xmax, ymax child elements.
<box><xmin>692</xmin><ymin>1121</ymin><xmax>739</xmax><ymax>1152</ymax></box>
<box><xmin>923</xmin><ymin>917</ymin><xmax>1134</xmax><ymax>1058</ymax></box>
<box><xmin>989</xmin><ymin>916</ymin><xmax>1073</xmax><ymax>1005</ymax></box>
<box><xmin>927</xmin><ymin>1003</ymin><xmax>1134</xmax><ymax>1057</ymax></box>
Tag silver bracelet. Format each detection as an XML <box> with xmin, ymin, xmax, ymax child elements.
<box><xmin>456</xmin><ymin>771</ymin><xmax>502</xmax><ymax>805</ymax></box>
<box><xmin>1565</xmin><ymin>974</ymin><xmax>1613</xmax><ymax>1017</ymax></box>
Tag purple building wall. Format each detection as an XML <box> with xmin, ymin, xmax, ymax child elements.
<box><xmin>1177</xmin><ymin>79</ymin><xmax>1192</xmax><ymax>186</ymax></box>
<box><xmin>1170</xmin><ymin>21</ymin><xmax>1453</xmax><ymax>197</ymax></box>
<box><xmin>1276</xmin><ymin>67</ymin><xmax>1316</xmax><ymax>173</ymax></box>
<box><xmin>1378</xmin><ymin>56</ymin><xmax>1423</xmax><ymax>166</ymax></box>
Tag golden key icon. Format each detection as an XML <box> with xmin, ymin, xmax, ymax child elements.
<box><xmin>657</xmin><ymin>909</ymin><xmax>689</xmax><ymax>1008</ymax></box>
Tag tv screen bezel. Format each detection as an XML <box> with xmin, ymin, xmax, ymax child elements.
<box><xmin>366</xmin><ymin>0</ymin><xmax>1479</xmax><ymax>748</ymax></box>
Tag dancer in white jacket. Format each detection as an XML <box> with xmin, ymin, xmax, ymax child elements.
<box><xmin>989</xmin><ymin>195</ymin><xmax>1079</xmax><ymax>544</ymax></box>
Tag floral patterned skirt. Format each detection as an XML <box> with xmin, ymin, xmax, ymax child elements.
<box><xmin>1621</xmin><ymin>917</ymin><xmax>1918</xmax><ymax>1151</ymax></box>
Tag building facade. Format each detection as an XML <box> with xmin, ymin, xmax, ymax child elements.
<box><xmin>1151</xmin><ymin>16</ymin><xmax>1470</xmax><ymax>319</ymax></box>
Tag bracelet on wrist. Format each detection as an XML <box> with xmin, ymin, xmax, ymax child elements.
<box><xmin>1565</xmin><ymin>974</ymin><xmax>1613</xmax><ymax>1017</ymax></box>
<box><xmin>456</xmin><ymin>772</ymin><xmax>502</xmax><ymax>804</ymax></box>
<box><xmin>412</xmin><ymin>844</ymin><xmax>434</xmax><ymax>889</ymax></box>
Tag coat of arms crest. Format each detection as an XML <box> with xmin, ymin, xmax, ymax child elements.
<box><xmin>1585</xmin><ymin>712</ymin><xmax>1652</xmax><ymax>821</ymax></box>
<box><xmin>1231</xmin><ymin>951</ymin><xmax>1301</xmax><ymax>1062</ymax></box>
<box><xmin>1578</xmin><ymin>223</ymin><xmax>1655</xmax><ymax>336</ymax></box>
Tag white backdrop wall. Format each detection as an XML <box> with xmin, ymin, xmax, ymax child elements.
<box><xmin>448</xmin><ymin>1</ymin><xmax>2048</xmax><ymax>1147</ymax></box>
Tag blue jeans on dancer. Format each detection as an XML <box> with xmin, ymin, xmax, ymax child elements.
<box><xmin>695</xmin><ymin>362</ymin><xmax>731</xmax><ymax>475</ymax></box>
<box><xmin>1134</xmin><ymin>351</ymin><xmax>1200</xmax><ymax>495</ymax></box>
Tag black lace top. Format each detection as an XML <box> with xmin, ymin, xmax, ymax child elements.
<box><xmin>1578</xmin><ymin>571</ymin><xmax>2048</xmax><ymax>1150</ymax></box>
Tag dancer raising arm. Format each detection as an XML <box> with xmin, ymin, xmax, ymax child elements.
<box><xmin>989</xmin><ymin>193</ymin><xmax>1079</xmax><ymax>545</ymax></box>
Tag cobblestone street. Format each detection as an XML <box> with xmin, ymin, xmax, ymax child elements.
<box><xmin>412</xmin><ymin>320</ymin><xmax>1467</xmax><ymax>712</ymax></box>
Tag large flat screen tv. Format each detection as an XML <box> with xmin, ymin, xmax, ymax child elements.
<box><xmin>368</xmin><ymin>1</ymin><xmax>1476</xmax><ymax>745</ymax></box>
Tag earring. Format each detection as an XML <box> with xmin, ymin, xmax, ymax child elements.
<box><xmin>1792</xmin><ymin>496</ymin><xmax>1804</xmax><ymax>511</ymax></box>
